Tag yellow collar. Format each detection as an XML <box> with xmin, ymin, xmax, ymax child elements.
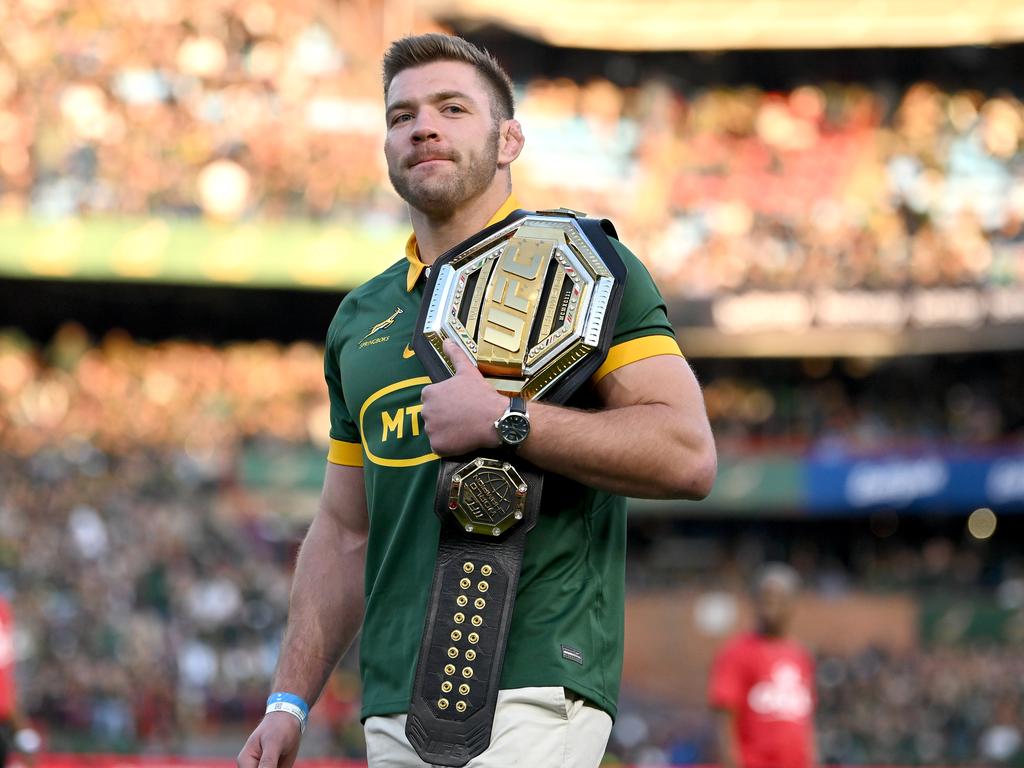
<box><xmin>404</xmin><ymin>196</ymin><xmax>521</xmax><ymax>292</ymax></box>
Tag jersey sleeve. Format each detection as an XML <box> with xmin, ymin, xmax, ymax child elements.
<box><xmin>592</xmin><ymin>238</ymin><xmax>683</xmax><ymax>384</ymax></box>
<box><xmin>708</xmin><ymin>639</ymin><xmax>745</xmax><ymax>711</ymax></box>
<box><xmin>324</xmin><ymin>303</ymin><xmax>363</xmax><ymax>467</ymax></box>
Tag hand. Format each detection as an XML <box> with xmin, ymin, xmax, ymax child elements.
<box><xmin>421</xmin><ymin>339</ymin><xmax>506</xmax><ymax>456</ymax></box>
<box><xmin>237</xmin><ymin>712</ymin><xmax>302</xmax><ymax>768</ymax></box>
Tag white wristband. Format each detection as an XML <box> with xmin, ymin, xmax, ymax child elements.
<box><xmin>265</xmin><ymin>701</ymin><xmax>307</xmax><ymax>733</ymax></box>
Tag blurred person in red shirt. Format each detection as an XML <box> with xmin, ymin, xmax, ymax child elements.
<box><xmin>0</xmin><ymin>597</ymin><xmax>40</xmax><ymax>765</ymax></box>
<box><xmin>708</xmin><ymin>563</ymin><xmax>816</xmax><ymax>768</ymax></box>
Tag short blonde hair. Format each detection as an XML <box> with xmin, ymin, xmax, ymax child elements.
<box><xmin>382</xmin><ymin>33</ymin><xmax>514</xmax><ymax>121</ymax></box>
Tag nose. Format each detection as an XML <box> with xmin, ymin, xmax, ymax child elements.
<box><xmin>411</xmin><ymin>111</ymin><xmax>440</xmax><ymax>143</ymax></box>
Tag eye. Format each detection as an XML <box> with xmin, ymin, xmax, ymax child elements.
<box><xmin>442</xmin><ymin>104</ymin><xmax>466</xmax><ymax>115</ymax></box>
<box><xmin>389</xmin><ymin>113</ymin><xmax>413</xmax><ymax>126</ymax></box>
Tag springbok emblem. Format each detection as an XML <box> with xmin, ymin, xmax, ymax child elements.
<box><xmin>362</xmin><ymin>306</ymin><xmax>404</xmax><ymax>340</ymax></box>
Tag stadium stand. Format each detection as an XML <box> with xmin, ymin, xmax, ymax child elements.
<box><xmin>1</xmin><ymin>331</ymin><xmax>1022</xmax><ymax>763</ymax></box>
<box><xmin>1</xmin><ymin>2</ymin><xmax>1023</xmax><ymax>296</ymax></box>
<box><xmin>1</xmin><ymin>0</ymin><xmax>1023</xmax><ymax>765</ymax></box>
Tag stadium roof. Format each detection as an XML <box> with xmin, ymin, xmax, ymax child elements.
<box><xmin>426</xmin><ymin>0</ymin><xmax>1024</xmax><ymax>50</ymax></box>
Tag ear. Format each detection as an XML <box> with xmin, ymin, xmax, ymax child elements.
<box><xmin>497</xmin><ymin>118</ymin><xmax>525</xmax><ymax>167</ymax></box>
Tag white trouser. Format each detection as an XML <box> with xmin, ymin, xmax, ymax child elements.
<box><xmin>364</xmin><ymin>686</ymin><xmax>612</xmax><ymax>768</ymax></box>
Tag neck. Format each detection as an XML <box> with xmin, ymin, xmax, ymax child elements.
<box><xmin>757</xmin><ymin>622</ymin><xmax>787</xmax><ymax>639</ymax></box>
<box><xmin>410</xmin><ymin>179</ymin><xmax>512</xmax><ymax>266</ymax></box>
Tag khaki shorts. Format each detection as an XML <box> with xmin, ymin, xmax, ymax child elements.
<box><xmin>364</xmin><ymin>686</ymin><xmax>613</xmax><ymax>768</ymax></box>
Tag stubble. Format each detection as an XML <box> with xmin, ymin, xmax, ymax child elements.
<box><xmin>388</xmin><ymin>124</ymin><xmax>500</xmax><ymax>220</ymax></box>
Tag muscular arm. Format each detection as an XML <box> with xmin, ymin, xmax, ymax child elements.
<box><xmin>238</xmin><ymin>462</ymin><xmax>368</xmax><ymax>768</ymax></box>
<box><xmin>518</xmin><ymin>353</ymin><xmax>716</xmax><ymax>499</ymax></box>
<box><xmin>272</xmin><ymin>462</ymin><xmax>369</xmax><ymax>700</ymax></box>
<box><xmin>421</xmin><ymin>340</ymin><xmax>716</xmax><ymax>500</ymax></box>
<box><xmin>715</xmin><ymin>708</ymin><xmax>741</xmax><ymax>768</ymax></box>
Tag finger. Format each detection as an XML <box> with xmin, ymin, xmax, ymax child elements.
<box><xmin>256</xmin><ymin>738</ymin><xmax>282</xmax><ymax>768</ymax></box>
<box><xmin>443</xmin><ymin>339</ymin><xmax>478</xmax><ymax>376</ymax></box>
<box><xmin>238</xmin><ymin>734</ymin><xmax>262</xmax><ymax>768</ymax></box>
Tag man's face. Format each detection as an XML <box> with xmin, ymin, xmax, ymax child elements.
<box><xmin>755</xmin><ymin>579</ymin><xmax>795</xmax><ymax>636</ymax></box>
<box><xmin>384</xmin><ymin>60</ymin><xmax>502</xmax><ymax>218</ymax></box>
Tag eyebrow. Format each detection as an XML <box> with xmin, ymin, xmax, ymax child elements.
<box><xmin>386</xmin><ymin>90</ymin><xmax>478</xmax><ymax>116</ymax></box>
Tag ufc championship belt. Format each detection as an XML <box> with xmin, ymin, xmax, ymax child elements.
<box><xmin>407</xmin><ymin>208</ymin><xmax>627</xmax><ymax>766</ymax></box>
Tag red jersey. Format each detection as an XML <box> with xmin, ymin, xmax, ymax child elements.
<box><xmin>0</xmin><ymin>598</ymin><xmax>15</xmax><ymax>720</ymax></box>
<box><xmin>708</xmin><ymin>632</ymin><xmax>815</xmax><ymax>768</ymax></box>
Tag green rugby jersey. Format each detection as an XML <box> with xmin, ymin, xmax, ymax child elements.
<box><xmin>324</xmin><ymin>197</ymin><xmax>682</xmax><ymax>720</ymax></box>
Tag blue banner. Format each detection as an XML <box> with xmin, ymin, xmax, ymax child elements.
<box><xmin>805</xmin><ymin>450</ymin><xmax>1024</xmax><ymax>514</ymax></box>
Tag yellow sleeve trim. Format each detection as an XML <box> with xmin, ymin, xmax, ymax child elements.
<box><xmin>327</xmin><ymin>438</ymin><xmax>364</xmax><ymax>466</ymax></box>
<box><xmin>592</xmin><ymin>335</ymin><xmax>683</xmax><ymax>383</ymax></box>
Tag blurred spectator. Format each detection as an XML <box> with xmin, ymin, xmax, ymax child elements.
<box><xmin>708</xmin><ymin>564</ymin><xmax>816</xmax><ymax>768</ymax></box>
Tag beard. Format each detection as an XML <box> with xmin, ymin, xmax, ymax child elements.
<box><xmin>388</xmin><ymin>124</ymin><xmax>500</xmax><ymax>219</ymax></box>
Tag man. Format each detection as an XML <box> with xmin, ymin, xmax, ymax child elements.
<box><xmin>708</xmin><ymin>564</ymin><xmax>816</xmax><ymax>768</ymax></box>
<box><xmin>0</xmin><ymin>596</ymin><xmax>40</xmax><ymax>765</ymax></box>
<box><xmin>239</xmin><ymin>33</ymin><xmax>716</xmax><ymax>768</ymax></box>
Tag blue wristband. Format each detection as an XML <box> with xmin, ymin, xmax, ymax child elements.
<box><xmin>267</xmin><ymin>692</ymin><xmax>310</xmax><ymax>719</ymax></box>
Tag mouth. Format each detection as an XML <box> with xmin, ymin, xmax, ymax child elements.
<box><xmin>409</xmin><ymin>156</ymin><xmax>454</xmax><ymax>169</ymax></box>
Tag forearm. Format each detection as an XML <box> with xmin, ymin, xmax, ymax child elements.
<box><xmin>272</xmin><ymin>510</ymin><xmax>366</xmax><ymax>705</ymax></box>
<box><xmin>518</xmin><ymin>399</ymin><xmax>715</xmax><ymax>499</ymax></box>
<box><xmin>718</xmin><ymin>737</ymin><xmax>740</xmax><ymax>768</ymax></box>
<box><xmin>715</xmin><ymin>711</ymin><xmax>740</xmax><ymax>768</ymax></box>
<box><xmin>422</xmin><ymin>346</ymin><xmax>716</xmax><ymax>500</ymax></box>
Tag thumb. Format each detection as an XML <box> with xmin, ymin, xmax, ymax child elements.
<box><xmin>444</xmin><ymin>339</ymin><xmax>479</xmax><ymax>377</ymax></box>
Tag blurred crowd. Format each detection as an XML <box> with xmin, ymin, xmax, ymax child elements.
<box><xmin>606</xmin><ymin>647</ymin><xmax>1024</xmax><ymax>766</ymax></box>
<box><xmin>0</xmin><ymin>434</ymin><xmax>367</xmax><ymax>754</ymax></box>
<box><xmin>0</xmin><ymin>326</ymin><xmax>331</xmax><ymax>750</ymax></box>
<box><xmin>701</xmin><ymin>354</ymin><xmax>1024</xmax><ymax>453</ymax></box>
<box><xmin>2</xmin><ymin>1</ymin><xmax>1024</xmax><ymax>294</ymax></box>
<box><xmin>2</xmin><ymin>444</ymin><xmax>285</xmax><ymax>751</ymax></box>
<box><xmin>2</xmin><ymin>328</ymin><xmax>1020</xmax><ymax>464</ymax></box>
<box><xmin>2</xmin><ymin>2</ymin><xmax>1024</xmax><ymax>755</ymax></box>
<box><xmin>815</xmin><ymin>646</ymin><xmax>1024</xmax><ymax>766</ymax></box>
<box><xmin>0</xmin><ymin>324</ymin><xmax>329</xmax><ymax>459</ymax></box>
<box><xmin>0</xmin><ymin>327</ymin><xmax>367</xmax><ymax>752</ymax></box>
<box><xmin>1</xmin><ymin>328</ymin><xmax>1022</xmax><ymax>758</ymax></box>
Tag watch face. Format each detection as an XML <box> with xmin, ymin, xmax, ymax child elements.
<box><xmin>499</xmin><ymin>414</ymin><xmax>530</xmax><ymax>444</ymax></box>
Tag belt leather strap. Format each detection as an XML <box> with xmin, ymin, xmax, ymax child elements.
<box><xmin>407</xmin><ymin>455</ymin><xmax>542</xmax><ymax>767</ymax></box>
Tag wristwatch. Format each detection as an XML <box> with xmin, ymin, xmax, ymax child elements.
<box><xmin>494</xmin><ymin>396</ymin><xmax>530</xmax><ymax>448</ymax></box>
